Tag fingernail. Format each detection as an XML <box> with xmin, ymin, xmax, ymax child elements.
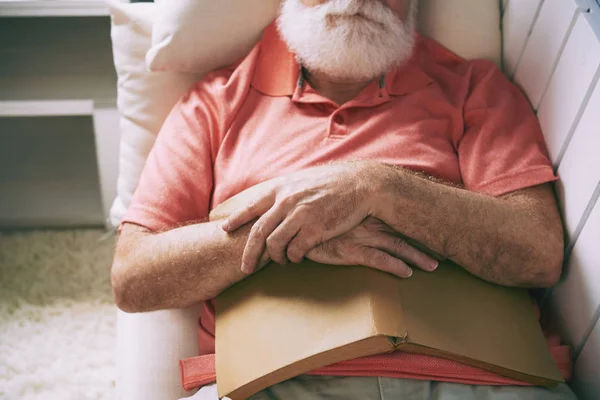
<box><xmin>241</xmin><ymin>263</ymin><xmax>250</xmax><ymax>274</ymax></box>
<box><xmin>407</xmin><ymin>268</ymin><xmax>413</xmax><ymax>277</ymax></box>
<box><xmin>430</xmin><ymin>261</ymin><xmax>439</xmax><ymax>271</ymax></box>
<box><xmin>221</xmin><ymin>221</ymin><xmax>230</xmax><ymax>231</ymax></box>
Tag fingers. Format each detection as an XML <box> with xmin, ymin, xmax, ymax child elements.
<box><xmin>266</xmin><ymin>218</ymin><xmax>301</xmax><ymax>264</ymax></box>
<box><xmin>370</xmin><ymin>233</ymin><xmax>438</xmax><ymax>272</ymax></box>
<box><xmin>307</xmin><ymin>241</ymin><xmax>413</xmax><ymax>279</ymax></box>
<box><xmin>306</xmin><ymin>240</ymin><xmax>344</xmax><ymax>265</ymax></box>
<box><xmin>257</xmin><ymin>249</ymin><xmax>272</xmax><ymax>270</ymax></box>
<box><xmin>241</xmin><ymin>208</ymin><xmax>284</xmax><ymax>274</ymax></box>
<box><xmin>222</xmin><ymin>193</ymin><xmax>275</xmax><ymax>233</ymax></box>
<box><xmin>358</xmin><ymin>247</ymin><xmax>414</xmax><ymax>278</ymax></box>
<box><xmin>266</xmin><ymin>206</ymin><xmax>326</xmax><ymax>264</ymax></box>
<box><xmin>286</xmin><ymin>228</ymin><xmax>323</xmax><ymax>263</ymax></box>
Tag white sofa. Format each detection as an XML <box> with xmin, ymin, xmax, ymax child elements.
<box><xmin>110</xmin><ymin>1</ymin><xmax>600</xmax><ymax>399</ymax></box>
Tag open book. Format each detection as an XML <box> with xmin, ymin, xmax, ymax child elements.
<box><xmin>210</xmin><ymin>182</ymin><xmax>564</xmax><ymax>400</ymax></box>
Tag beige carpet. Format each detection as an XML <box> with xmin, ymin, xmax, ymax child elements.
<box><xmin>0</xmin><ymin>229</ymin><xmax>116</xmax><ymax>400</ymax></box>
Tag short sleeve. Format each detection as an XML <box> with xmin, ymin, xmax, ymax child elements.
<box><xmin>121</xmin><ymin>83</ymin><xmax>218</xmax><ymax>232</ymax></box>
<box><xmin>458</xmin><ymin>60</ymin><xmax>558</xmax><ymax>196</ymax></box>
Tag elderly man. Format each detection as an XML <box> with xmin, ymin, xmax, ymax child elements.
<box><xmin>112</xmin><ymin>0</ymin><xmax>578</xmax><ymax>399</ymax></box>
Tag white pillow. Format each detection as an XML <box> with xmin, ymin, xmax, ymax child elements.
<box><xmin>147</xmin><ymin>0</ymin><xmax>501</xmax><ymax>74</ymax></box>
<box><xmin>108</xmin><ymin>1</ymin><xmax>202</xmax><ymax>226</ymax></box>
<box><xmin>147</xmin><ymin>0</ymin><xmax>281</xmax><ymax>73</ymax></box>
<box><xmin>419</xmin><ymin>0</ymin><xmax>502</xmax><ymax>66</ymax></box>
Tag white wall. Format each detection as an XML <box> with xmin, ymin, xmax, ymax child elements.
<box><xmin>503</xmin><ymin>1</ymin><xmax>600</xmax><ymax>398</ymax></box>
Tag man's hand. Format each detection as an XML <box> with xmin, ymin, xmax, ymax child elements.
<box><xmin>221</xmin><ymin>162</ymin><xmax>376</xmax><ymax>274</ymax></box>
<box><xmin>306</xmin><ymin>217</ymin><xmax>439</xmax><ymax>277</ymax></box>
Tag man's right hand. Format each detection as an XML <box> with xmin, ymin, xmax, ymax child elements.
<box><xmin>305</xmin><ymin>217</ymin><xmax>438</xmax><ymax>278</ymax></box>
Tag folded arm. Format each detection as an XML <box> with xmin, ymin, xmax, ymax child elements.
<box><xmin>367</xmin><ymin>163</ymin><xmax>564</xmax><ymax>287</ymax></box>
<box><xmin>112</xmin><ymin>205</ymin><xmax>431</xmax><ymax>313</ymax></box>
<box><xmin>111</xmin><ymin>221</ymin><xmax>258</xmax><ymax>313</ymax></box>
<box><xmin>223</xmin><ymin>161</ymin><xmax>564</xmax><ymax>289</ymax></box>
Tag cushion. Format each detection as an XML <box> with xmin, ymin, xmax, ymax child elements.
<box><xmin>418</xmin><ymin>0</ymin><xmax>502</xmax><ymax>66</ymax></box>
<box><xmin>108</xmin><ymin>1</ymin><xmax>202</xmax><ymax>226</ymax></box>
<box><xmin>147</xmin><ymin>0</ymin><xmax>501</xmax><ymax>74</ymax></box>
<box><xmin>147</xmin><ymin>0</ymin><xmax>281</xmax><ymax>73</ymax></box>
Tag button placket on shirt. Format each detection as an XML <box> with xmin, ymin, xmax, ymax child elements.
<box><xmin>326</xmin><ymin>87</ymin><xmax>390</xmax><ymax>138</ymax></box>
<box><xmin>293</xmin><ymin>76</ymin><xmax>391</xmax><ymax>138</ymax></box>
<box><xmin>328</xmin><ymin>109</ymin><xmax>349</xmax><ymax>137</ymax></box>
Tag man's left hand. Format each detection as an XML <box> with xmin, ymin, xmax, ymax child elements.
<box><xmin>221</xmin><ymin>162</ymin><xmax>377</xmax><ymax>274</ymax></box>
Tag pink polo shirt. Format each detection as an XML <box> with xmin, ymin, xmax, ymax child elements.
<box><xmin>122</xmin><ymin>24</ymin><xmax>569</xmax><ymax>390</ymax></box>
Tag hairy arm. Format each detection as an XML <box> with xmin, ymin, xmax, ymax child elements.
<box><xmin>111</xmin><ymin>221</ymin><xmax>260</xmax><ymax>313</ymax></box>
<box><xmin>112</xmin><ymin>207</ymin><xmax>430</xmax><ymax>313</ymax></box>
<box><xmin>370</xmin><ymin>163</ymin><xmax>564</xmax><ymax>288</ymax></box>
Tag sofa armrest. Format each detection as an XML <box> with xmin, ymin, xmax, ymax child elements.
<box><xmin>116</xmin><ymin>305</ymin><xmax>203</xmax><ymax>400</ymax></box>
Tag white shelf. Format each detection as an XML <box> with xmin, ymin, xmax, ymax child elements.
<box><xmin>0</xmin><ymin>1</ymin><xmax>109</xmax><ymax>17</ymax></box>
<box><xmin>0</xmin><ymin>99</ymin><xmax>93</xmax><ymax>117</ymax></box>
<box><xmin>0</xmin><ymin>116</ymin><xmax>105</xmax><ymax>228</ymax></box>
<box><xmin>0</xmin><ymin>16</ymin><xmax>117</xmax><ymax>105</ymax></box>
<box><xmin>0</xmin><ymin>73</ymin><xmax>117</xmax><ymax>104</ymax></box>
<box><xmin>0</xmin><ymin>4</ymin><xmax>118</xmax><ymax>228</ymax></box>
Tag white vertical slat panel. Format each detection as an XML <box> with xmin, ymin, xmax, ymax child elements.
<box><xmin>536</xmin><ymin>14</ymin><xmax>600</xmax><ymax>165</ymax></box>
<box><xmin>501</xmin><ymin>0</ymin><xmax>510</xmax><ymax>18</ymax></box>
<box><xmin>549</xmin><ymin>198</ymin><xmax>600</xmax><ymax>351</ymax></box>
<box><xmin>512</xmin><ymin>0</ymin><xmax>579</xmax><ymax>109</ymax></box>
<box><xmin>502</xmin><ymin>0</ymin><xmax>544</xmax><ymax>77</ymax></box>
<box><xmin>555</xmin><ymin>80</ymin><xmax>600</xmax><ymax>241</ymax></box>
<box><xmin>572</xmin><ymin>318</ymin><xmax>600</xmax><ymax>400</ymax></box>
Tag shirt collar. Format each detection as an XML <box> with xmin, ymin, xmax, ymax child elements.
<box><xmin>252</xmin><ymin>23</ymin><xmax>433</xmax><ymax>98</ymax></box>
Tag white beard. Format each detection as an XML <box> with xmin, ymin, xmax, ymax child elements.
<box><xmin>277</xmin><ymin>0</ymin><xmax>418</xmax><ymax>82</ymax></box>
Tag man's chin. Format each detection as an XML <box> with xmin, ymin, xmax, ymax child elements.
<box><xmin>300</xmin><ymin>44</ymin><xmax>408</xmax><ymax>82</ymax></box>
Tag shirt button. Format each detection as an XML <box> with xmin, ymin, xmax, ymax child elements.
<box><xmin>334</xmin><ymin>114</ymin><xmax>344</xmax><ymax>124</ymax></box>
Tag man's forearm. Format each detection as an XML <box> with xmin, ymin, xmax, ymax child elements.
<box><xmin>112</xmin><ymin>221</ymin><xmax>254</xmax><ymax>313</ymax></box>
<box><xmin>369</xmin><ymin>164</ymin><xmax>564</xmax><ymax>287</ymax></box>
